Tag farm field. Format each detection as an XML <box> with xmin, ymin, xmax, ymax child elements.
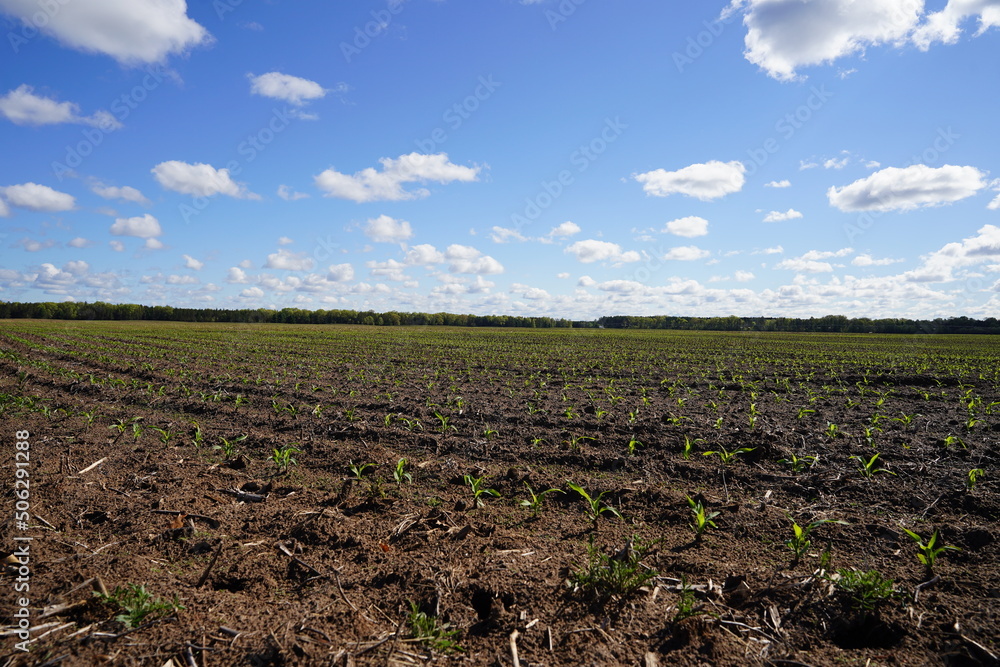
<box><xmin>1</xmin><ymin>320</ymin><xmax>998</xmax><ymax>666</ymax></box>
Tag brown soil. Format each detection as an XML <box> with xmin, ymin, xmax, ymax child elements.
<box><xmin>0</xmin><ymin>322</ymin><xmax>998</xmax><ymax>666</ymax></box>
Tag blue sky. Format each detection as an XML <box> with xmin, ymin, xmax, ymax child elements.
<box><xmin>1</xmin><ymin>0</ymin><xmax>999</xmax><ymax>319</ymax></box>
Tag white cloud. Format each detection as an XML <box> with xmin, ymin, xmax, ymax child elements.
<box><xmin>327</xmin><ymin>263</ymin><xmax>354</xmax><ymax>282</ymax></box>
<box><xmin>852</xmin><ymin>254</ymin><xmax>903</xmax><ymax>267</ymax></box>
<box><xmin>109</xmin><ymin>213</ymin><xmax>161</xmax><ymax>238</ymax></box>
<box><xmin>182</xmin><ymin>254</ymin><xmax>203</xmax><ymax>270</ymax></box>
<box><xmin>18</xmin><ymin>238</ymin><xmax>56</xmax><ymax>252</ymax></box>
<box><xmin>405</xmin><ymin>243</ymin><xmax>445</xmax><ymax>265</ymax></box>
<box><xmin>363</xmin><ymin>215</ymin><xmax>413</xmax><ymax>244</ymax></box>
<box><xmin>248</xmin><ymin>72</ymin><xmax>326</xmax><ymax>105</ymax></box>
<box><xmin>0</xmin><ymin>85</ymin><xmax>121</xmax><ymax>129</ymax></box>
<box><xmin>634</xmin><ymin>160</ymin><xmax>746</xmax><ymax>201</ymax></box>
<box><xmin>827</xmin><ymin>164</ymin><xmax>987</xmax><ymax>212</ymax></box>
<box><xmin>511</xmin><ymin>283</ymin><xmax>550</xmax><ymax>300</ymax></box>
<box><xmin>763</xmin><ymin>208</ymin><xmax>803</xmax><ymax>222</ymax></box>
<box><xmin>0</xmin><ymin>197</ymin><xmax>8</xmax><ymax>218</ymax></box>
<box><xmin>664</xmin><ymin>216</ymin><xmax>709</xmax><ymax>237</ymax></box>
<box><xmin>735</xmin><ymin>270</ymin><xmax>755</xmax><ymax>282</ymax></box>
<box><xmin>565</xmin><ymin>239</ymin><xmax>641</xmax><ymax>264</ymax></box>
<box><xmin>0</xmin><ymin>0</ymin><xmax>211</xmax><ymax>64</ymax></box>
<box><xmin>824</xmin><ymin>156</ymin><xmax>850</xmax><ymax>169</ymax></box>
<box><xmin>1</xmin><ymin>182</ymin><xmax>75</xmax><ymax>211</ymax></box>
<box><xmin>757</xmin><ymin>245</ymin><xmax>784</xmax><ymax>255</ymax></box>
<box><xmin>578</xmin><ymin>275</ymin><xmax>597</xmax><ymax>287</ymax></box>
<box><xmin>315</xmin><ymin>152</ymin><xmax>480</xmax><ymax>203</ymax></box>
<box><xmin>445</xmin><ymin>244</ymin><xmax>504</xmax><ymax>274</ymax></box>
<box><xmin>277</xmin><ymin>184</ymin><xmax>309</xmax><ymax>201</ymax></box>
<box><xmin>366</xmin><ymin>259</ymin><xmax>409</xmax><ymax>282</ymax></box>
<box><xmin>166</xmin><ymin>274</ymin><xmax>197</xmax><ymax>285</ymax></box>
<box><xmin>265</xmin><ymin>248</ymin><xmax>315</xmax><ymax>271</ymax></box>
<box><xmin>775</xmin><ymin>258</ymin><xmax>834</xmax><ymax>273</ymax></box>
<box><xmin>277</xmin><ymin>236</ymin><xmax>294</xmax><ymax>245</ymax></box>
<box><xmin>902</xmin><ymin>224</ymin><xmax>1000</xmax><ymax>283</ymax></box>
<box><xmin>151</xmin><ymin>161</ymin><xmax>257</xmax><ymax>199</ymax></box>
<box><xmin>990</xmin><ymin>193</ymin><xmax>1000</xmax><ymax>210</ymax></box>
<box><xmin>226</xmin><ymin>267</ymin><xmax>249</xmax><ymax>284</ymax></box>
<box><xmin>68</xmin><ymin>237</ymin><xmax>92</xmax><ymax>248</ymax></box>
<box><xmin>490</xmin><ymin>226</ymin><xmax>528</xmax><ymax>243</ymax></box>
<box><xmin>144</xmin><ymin>238</ymin><xmax>164</xmax><ymax>250</ymax></box>
<box><xmin>664</xmin><ymin>245</ymin><xmax>711</xmax><ymax>261</ymax></box>
<box><xmin>109</xmin><ymin>240</ymin><xmax>125</xmax><ymax>252</ymax></box>
<box><xmin>549</xmin><ymin>221</ymin><xmax>581</xmax><ymax>238</ymax></box>
<box><xmin>726</xmin><ymin>0</ymin><xmax>923</xmax><ymax>80</ymax></box>
<box><xmin>241</xmin><ymin>286</ymin><xmax>265</xmax><ymax>299</ymax></box>
<box><xmin>912</xmin><ymin>0</ymin><xmax>1000</xmax><ymax>50</ymax></box>
<box><xmin>91</xmin><ymin>183</ymin><xmax>150</xmax><ymax>205</ymax></box>
<box><xmin>765</xmin><ymin>179</ymin><xmax>791</xmax><ymax>188</ymax></box>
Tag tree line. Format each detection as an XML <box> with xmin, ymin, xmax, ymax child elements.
<box><xmin>0</xmin><ymin>301</ymin><xmax>997</xmax><ymax>334</ymax></box>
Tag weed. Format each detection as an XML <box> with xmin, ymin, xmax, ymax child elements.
<box><xmin>834</xmin><ymin>569</ymin><xmax>900</xmax><ymax>614</ymax></box>
<box><xmin>567</xmin><ymin>535</ymin><xmax>657</xmax><ymax>602</ymax></box>
<box><xmin>408</xmin><ymin>601</ymin><xmax>463</xmax><ymax>654</ymax></box>
<box><xmin>97</xmin><ymin>584</ymin><xmax>184</xmax><ymax>629</ymax></box>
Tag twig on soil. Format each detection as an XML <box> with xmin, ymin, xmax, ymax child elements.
<box><xmin>509</xmin><ymin>629</ymin><xmax>521</xmax><ymax>667</ymax></box>
<box><xmin>914</xmin><ymin>575</ymin><xmax>940</xmax><ymax>603</ymax></box>
<box><xmin>153</xmin><ymin>510</ymin><xmax>221</xmax><ymax>529</ymax></box>
<box><xmin>220</xmin><ymin>488</ymin><xmax>268</xmax><ymax>503</ymax></box>
<box><xmin>33</xmin><ymin>514</ymin><xmax>57</xmax><ymax>530</ymax></box>
<box><xmin>196</xmin><ymin>542</ymin><xmax>224</xmax><ymax>588</ymax></box>
<box><xmin>76</xmin><ymin>457</ymin><xmax>107</xmax><ymax>475</ymax></box>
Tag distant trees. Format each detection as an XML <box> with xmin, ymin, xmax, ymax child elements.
<box><xmin>0</xmin><ymin>300</ymin><xmax>997</xmax><ymax>334</ymax></box>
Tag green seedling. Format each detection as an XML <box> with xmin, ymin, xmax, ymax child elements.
<box><xmin>393</xmin><ymin>458</ymin><xmax>412</xmax><ymax>485</ymax></box>
<box><xmin>850</xmin><ymin>452</ymin><xmax>894</xmax><ymax>479</ymax></box>
<box><xmin>797</xmin><ymin>407</ymin><xmax>816</xmax><ymax>419</ymax></box>
<box><xmin>626</xmin><ymin>437</ymin><xmax>643</xmax><ymax>455</ymax></box>
<box><xmin>433</xmin><ymin>411</ymin><xmax>456</xmax><ymax>434</ymax></box>
<box><xmin>215</xmin><ymin>434</ymin><xmax>247</xmax><ymax>459</ymax></box>
<box><xmin>567</xmin><ymin>482</ymin><xmax>621</xmax><ymax>530</ymax></box>
<box><xmin>149</xmin><ymin>426</ymin><xmax>174</xmax><ymax>445</ymax></box>
<box><xmin>482</xmin><ymin>426</ymin><xmax>499</xmax><ymax>440</ymax></box>
<box><xmin>97</xmin><ymin>584</ymin><xmax>184</xmax><ymax>629</ymax></box>
<box><xmin>463</xmin><ymin>474</ymin><xmax>500</xmax><ymax>508</ymax></box>
<box><xmin>681</xmin><ymin>436</ymin><xmax>705</xmax><ymax>460</ymax></box>
<box><xmin>520</xmin><ymin>482</ymin><xmax>562</xmax><ymax>517</ymax></box>
<box><xmin>942</xmin><ymin>435</ymin><xmax>967</xmax><ymax>450</ymax></box>
<box><xmin>785</xmin><ymin>517</ymin><xmax>848</xmax><ymax>564</ymax></box>
<box><xmin>348</xmin><ymin>461</ymin><xmax>375</xmax><ymax>481</ymax></box>
<box><xmin>703</xmin><ymin>446</ymin><xmax>755</xmax><ymax>465</ymax></box>
<box><xmin>270</xmin><ymin>445</ymin><xmax>301</xmax><ymax>473</ymax></box>
<box><xmin>966</xmin><ymin>468</ymin><xmax>985</xmax><ymax>491</ymax></box>
<box><xmin>901</xmin><ymin>527</ymin><xmax>960</xmax><ymax>575</ymax></box>
<box><xmin>687</xmin><ymin>496</ymin><xmax>719</xmax><ymax>540</ymax></box>
<box><xmin>778</xmin><ymin>453</ymin><xmax>818</xmax><ymax>473</ymax></box>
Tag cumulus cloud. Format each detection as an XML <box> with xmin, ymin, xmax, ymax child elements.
<box><xmin>634</xmin><ymin>160</ymin><xmax>746</xmax><ymax>201</ymax></box>
<box><xmin>565</xmin><ymin>239</ymin><xmax>641</xmax><ymax>264</ymax></box>
<box><xmin>363</xmin><ymin>215</ymin><xmax>413</xmax><ymax>244</ymax></box>
<box><xmin>109</xmin><ymin>213</ymin><xmax>161</xmax><ymax>238</ymax></box>
<box><xmin>265</xmin><ymin>248</ymin><xmax>315</xmax><ymax>271</ymax></box>
<box><xmin>664</xmin><ymin>216</ymin><xmax>709</xmax><ymax>237</ymax></box>
<box><xmin>68</xmin><ymin>237</ymin><xmax>92</xmax><ymax>248</ymax></box>
<box><xmin>151</xmin><ymin>161</ymin><xmax>257</xmax><ymax>199</ymax></box>
<box><xmin>827</xmin><ymin>164</ymin><xmax>987</xmax><ymax>212</ymax></box>
<box><xmin>1</xmin><ymin>182</ymin><xmax>75</xmax><ymax>211</ymax></box>
<box><xmin>241</xmin><ymin>286</ymin><xmax>265</xmax><ymax>299</ymax></box>
<box><xmin>912</xmin><ymin>0</ymin><xmax>1000</xmax><ymax>50</ymax></box>
<box><xmin>315</xmin><ymin>152</ymin><xmax>481</xmax><ymax>203</ymax></box>
<box><xmin>0</xmin><ymin>85</ymin><xmax>121</xmax><ymax>129</ymax></box>
<box><xmin>445</xmin><ymin>244</ymin><xmax>504</xmax><ymax>274</ymax></box>
<box><xmin>725</xmin><ymin>0</ymin><xmax>923</xmax><ymax>80</ymax></box>
<box><xmin>902</xmin><ymin>224</ymin><xmax>1000</xmax><ymax>283</ymax></box>
<box><xmin>182</xmin><ymin>254</ymin><xmax>203</xmax><ymax>270</ymax></box>
<box><xmin>327</xmin><ymin>263</ymin><xmax>354</xmax><ymax>282</ymax></box>
<box><xmin>91</xmin><ymin>183</ymin><xmax>150</xmax><ymax>205</ymax></box>
<box><xmin>277</xmin><ymin>184</ymin><xmax>308</xmax><ymax>201</ymax></box>
<box><xmin>248</xmin><ymin>72</ymin><xmax>326</xmax><ymax>105</ymax></box>
<box><xmin>852</xmin><ymin>254</ymin><xmax>903</xmax><ymax>267</ymax></box>
<box><xmin>226</xmin><ymin>267</ymin><xmax>249</xmax><ymax>284</ymax></box>
<box><xmin>735</xmin><ymin>270</ymin><xmax>755</xmax><ymax>282</ymax></box>
<box><xmin>664</xmin><ymin>245</ymin><xmax>711</xmax><ymax>261</ymax></box>
<box><xmin>0</xmin><ymin>0</ymin><xmax>211</xmax><ymax>64</ymax></box>
<box><xmin>775</xmin><ymin>247</ymin><xmax>853</xmax><ymax>273</ymax></box>
<box><xmin>763</xmin><ymin>208</ymin><xmax>803</xmax><ymax>222</ymax></box>
<box><xmin>405</xmin><ymin>243</ymin><xmax>445</xmax><ymax>265</ymax></box>
<box><xmin>548</xmin><ymin>221</ymin><xmax>581</xmax><ymax>238</ymax></box>
<box><xmin>765</xmin><ymin>179</ymin><xmax>791</xmax><ymax>188</ymax></box>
